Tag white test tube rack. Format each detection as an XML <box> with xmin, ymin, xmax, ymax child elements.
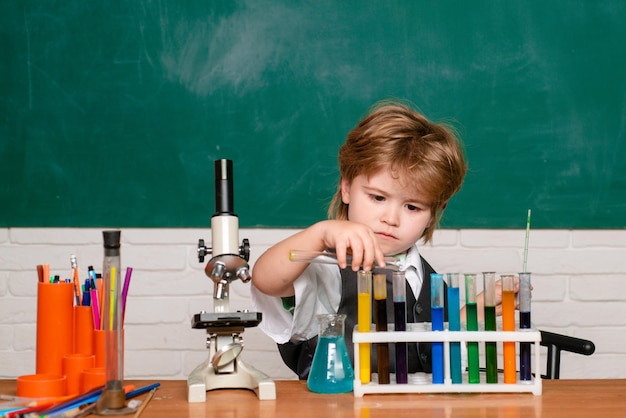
<box><xmin>352</xmin><ymin>322</ymin><xmax>542</xmax><ymax>396</ymax></box>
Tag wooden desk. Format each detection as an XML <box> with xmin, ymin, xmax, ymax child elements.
<box><xmin>2</xmin><ymin>379</ymin><xmax>625</xmax><ymax>418</ymax></box>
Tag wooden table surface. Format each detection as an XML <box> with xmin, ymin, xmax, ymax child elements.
<box><xmin>2</xmin><ymin>379</ymin><xmax>625</xmax><ymax>417</ymax></box>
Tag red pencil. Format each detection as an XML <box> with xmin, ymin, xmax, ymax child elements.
<box><xmin>5</xmin><ymin>402</ymin><xmax>55</xmax><ymax>417</ymax></box>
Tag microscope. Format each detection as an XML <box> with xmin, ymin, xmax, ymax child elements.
<box><xmin>187</xmin><ymin>159</ymin><xmax>276</xmax><ymax>402</ymax></box>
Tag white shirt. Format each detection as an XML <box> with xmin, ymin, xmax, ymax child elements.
<box><xmin>251</xmin><ymin>244</ymin><xmax>425</xmax><ymax>344</ymax></box>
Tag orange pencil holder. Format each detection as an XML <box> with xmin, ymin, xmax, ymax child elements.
<box><xmin>36</xmin><ymin>282</ymin><xmax>74</xmax><ymax>375</ymax></box>
<box><xmin>81</xmin><ymin>367</ymin><xmax>106</xmax><ymax>393</ymax></box>
<box><xmin>73</xmin><ymin>305</ymin><xmax>95</xmax><ymax>355</ymax></box>
<box><xmin>17</xmin><ymin>374</ymin><xmax>66</xmax><ymax>398</ymax></box>
<box><xmin>63</xmin><ymin>354</ymin><xmax>95</xmax><ymax>396</ymax></box>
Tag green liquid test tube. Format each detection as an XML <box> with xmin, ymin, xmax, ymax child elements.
<box><xmin>465</xmin><ymin>273</ymin><xmax>480</xmax><ymax>384</ymax></box>
<box><xmin>483</xmin><ymin>272</ymin><xmax>498</xmax><ymax>384</ymax></box>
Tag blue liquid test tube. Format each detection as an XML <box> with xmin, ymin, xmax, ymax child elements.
<box><xmin>430</xmin><ymin>273</ymin><xmax>444</xmax><ymax>384</ymax></box>
<box><xmin>392</xmin><ymin>271</ymin><xmax>408</xmax><ymax>384</ymax></box>
<box><xmin>519</xmin><ymin>272</ymin><xmax>532</xmax><ymax>381</ymax></box>
<box><xmin>465</xmin><ymin>273</ymin><xmax>480</xmax><ymax>383</ymax></box>
<box><xmin>446</xmin><ymin>273</ymin><xmax>462</xmax><ymax>384</ymax></box>
<box><xmin>483</xmin><ymin>272</ymin><xmax>498</xmax><ymax>384</ymax></box>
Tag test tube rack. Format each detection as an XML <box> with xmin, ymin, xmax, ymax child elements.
<box><xmin>352</xmin><ymin>322</ymin><xmax>542</xmax><ymax>397</ymax></box>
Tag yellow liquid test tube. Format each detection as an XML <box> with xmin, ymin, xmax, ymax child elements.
<box><xmin>357</xmin><ymin>270</ymin><xmax>372</xmax><ymax>384</ymax></box>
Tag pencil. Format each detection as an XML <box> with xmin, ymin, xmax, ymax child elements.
<box><xmin>71</xmin><ymin>254</ymin><xmax>81</xmax><ymax>305</ymax></box>
<box><xmin>133</xmin><ymin>387</ymin><xmax>157</xmax><ymax>418</ymax></box>
<box><xmin>37</xmin><ymin>264</ymin><xmax>44</xmax><ymax>282</ymax></box>
<box><xmin>43</xmin><ymin>263</ymin><xmax>50</xmax><ymax>283</ymax></box>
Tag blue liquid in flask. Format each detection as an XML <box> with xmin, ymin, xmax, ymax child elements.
<box><xmin>307</xmin><ymin>335</ymin><xmax>354</xmax><ymax>393</ymax></box>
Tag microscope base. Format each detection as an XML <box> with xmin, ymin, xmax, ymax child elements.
<box><xmin>187</xmin><ymin>358</ymin><xmax>276</xmax><ymax>402</ymax></box>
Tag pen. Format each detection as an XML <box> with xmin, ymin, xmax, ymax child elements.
<box><xmin>81</xmin><ymin>279</ymin><xmax>91</xmax><ymax>306</ymax></box>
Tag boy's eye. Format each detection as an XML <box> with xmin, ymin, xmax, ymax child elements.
<box><xmin>407</xmin><ymin>204</ymin><xmax>427</xmax><ymax>212</ymax></box>
<box><xmin>371</xmin><ymin>194</ymin><xmax>385</xmax><ymax>202</ymax></box>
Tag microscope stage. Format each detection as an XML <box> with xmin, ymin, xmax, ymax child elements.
<box><xmin>192</xmin><ymin>311</ymin><xmax>262</xmax><ymax>329</ymax></box>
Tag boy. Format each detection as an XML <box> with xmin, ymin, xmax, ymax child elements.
<box><xmin>251</xmin><ymin>100</ymin><xmax>467</xmax><ymax>379</ymax></box>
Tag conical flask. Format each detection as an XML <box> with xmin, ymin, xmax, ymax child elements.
<box><xmin>307</xmin><ymin>313</ymin><xmax>354</xmax><ymax>394</ymax></box>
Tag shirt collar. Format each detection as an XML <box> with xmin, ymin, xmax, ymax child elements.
<box><xmin>394</xmin><ymin>244</ymin><xmax>421</xmax><ymax>271</ymax></box>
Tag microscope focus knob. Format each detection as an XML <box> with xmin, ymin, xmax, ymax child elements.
<box><xmin>198</xmin><ymin>239</ymin><xmax>210</xmax><ymax>263</ymax></box>
<box><xmin>236</xmin><ymin>267</ymin><xmax>252</xmax><ymax>283</ymax></box>
<box><xmin>240</xmin><ymin>239</ymin><xmax>251</xmax><ymax>262</ymax></box>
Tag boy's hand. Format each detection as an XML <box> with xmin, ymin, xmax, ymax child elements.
<box><xmin>316</xmin><ymin>220</ymin><xmax>387</xmax><ymax>271</ymax></box>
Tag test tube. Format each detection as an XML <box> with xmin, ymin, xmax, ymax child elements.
<box><xmin>373</xmin><ymin>273</ymin><xmax>389</xmax><ymax>384</ymax></box>
<box><xmin>464</xmin><ymin>273</ymin><xmax>480</xmax><ymax>383</ymax></box>
<box><xmin>483</xmin><ymin>272</ymin><xmax>498</xmax><ymax>384</ymax></box>
<box><xmin>392</xmin><ymin>271</ymin><xmax>408</xmax><ymax>384</ymax></box>
<box><xmin>430</xmin><ymin>273</ymin><xmax>445</xmax><ymax>384</ymax></box>
<box><xmin>289</xmin><ymin>249</ymin><xmax>401</xmax><ymax>271</ymax></box>
<box><xmin>446</xmin><ymin>273</ymin><xmax>462</xmax><ymax>384</ymax></box>
<box><xmin>501</xmin><ymin>274</ymin><xmax>516</xmax><ymax>383</ymax></box>
<box><xmin>357</xmin><ymin>270</ymin><xmax>372</xmax><ymax>384</ymax></box>
<box><xmin>519</xmin><ymin>272</ymin><xmax>532</xmax><ymax>381</ymax></box>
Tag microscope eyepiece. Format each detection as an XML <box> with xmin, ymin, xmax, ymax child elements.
<box><xmin>214</xmin><ymin>159</ymin><xmax>235</xmax><ymax>216</ymax></box>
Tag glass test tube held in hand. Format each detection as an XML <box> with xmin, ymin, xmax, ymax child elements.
<box><xmin>430</xmin><ymin>273</ymin><xmax>445</xmax><ymax>384</ymax></box>
<box><xmin>446</xmin><ymin>273</ymin><xmax>463</xmax><ymax>384</ymax></box>
<box><xmin>483</xmin><ymin>272</ymin><xmax>498</xmax><ymax>384</ymax></box>
<box><xmin>392</xmin><ymin>271</ymin><xmax>408</xmax><ymax>384</ymax></box>
<box><xmin>357</xmin><ymin>270</ymin><xmax>372</xmax><ymax>384</ymax></box>
<box><xmin>373</xmin><ymin>274</ymin><xmax>390</xmax><ymax>384</ymax></box>
<box><xmin>289</xmin><ymin>250</ymin><xmax>401</xmax><ymax>271</ymax></box>
<box><xmin>519</xmin><ymin>272</ymin><xmax>532</xmax><ymax>381</ymax></box>
<box><xmin>464</xmin><ymin>274</ymin><xmax>480</xmax><ymax>384</ymax></box>
<box><xmin>501</xmin><ymin>274</ymin><xmax>517</xmax><ymax>383</ymax></box>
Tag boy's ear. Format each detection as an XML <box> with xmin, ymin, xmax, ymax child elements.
<box><xmin>340</xmin><ymin>177</ymin><xmax>351</xmax><ymax>204</ymax></box>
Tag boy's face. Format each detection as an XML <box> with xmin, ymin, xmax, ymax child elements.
<box><xmin>341</xmin><ymin>168</ymin><xmax>433</xmax><ymax>256</ymax></box>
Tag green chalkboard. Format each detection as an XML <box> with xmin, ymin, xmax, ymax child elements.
<box><xmin>2</xmin><ymin>1</ymin><xmax>625</xmax><ymax>228</ymax></box>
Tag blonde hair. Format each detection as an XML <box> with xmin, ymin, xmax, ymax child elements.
<box><xmin>327</xmin><ymin>100</ymin><xmax>467</xmax><ymax>244</ymax></box>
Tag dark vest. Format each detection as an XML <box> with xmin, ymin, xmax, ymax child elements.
<box><xmin>277</xmin><ymin>257</ymin><xmax>445</xmax><ymax>380</ymax></box>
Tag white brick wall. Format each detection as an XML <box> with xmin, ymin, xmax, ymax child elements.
<box><xmin>1</xmin><ymin>228</ymin><xmax>624</xmax><ymax>380</ymax></box>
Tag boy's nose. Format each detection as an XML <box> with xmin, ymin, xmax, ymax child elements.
<box><xmin>381</xmin><ymin>209</ymin><xmax>400</xmax><ymax>226</ymax></box>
